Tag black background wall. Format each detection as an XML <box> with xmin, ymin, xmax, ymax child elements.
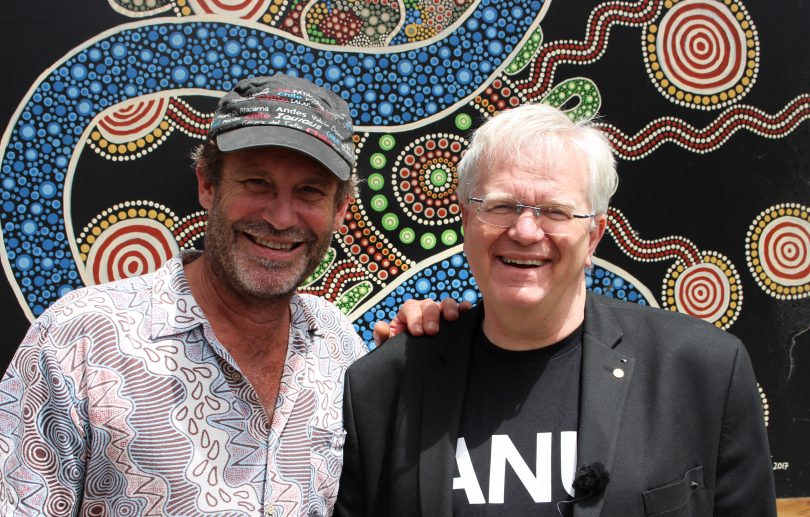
<box><xmin>1</xmin><ymin>0</ymin><xmax>808</xmax><ymax>497</ymax></box>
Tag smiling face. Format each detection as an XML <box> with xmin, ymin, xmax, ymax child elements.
<box><xmin>197</xmin><ymin>146</ymin><xmax>349</xmax><ymax>301</ymax></box>
<box><xmin>462</xmin><ymin>143</ymin><xmax>606</xmax><ymax>320</ymax></box>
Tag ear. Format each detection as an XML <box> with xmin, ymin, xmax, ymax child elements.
<box><xmin>460</xmin><ymin>203</ymin><xmax>470</xmax><ymax>233</ymax></box>
<box><xmin>196</xmin><ymin>165</ymin><xmax>215</xmax><ymax>210</ymax></box>
<box><xmin>332</xmin><ymin>195</ymin><xmax>351</xmax><ymax>232</ymax></box>
<box><xmin>585</xmin><ymin>214</ymin><xmax>607</xmax><ymax>268</ymax></box>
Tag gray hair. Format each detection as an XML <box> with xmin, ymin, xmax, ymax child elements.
<box><xmin>456</xmin><ymin>103</ymin><xmax>618</xmax><ymax>216</ymax></box>
<box><xmin>191</xmin><ymin>139</ymin><xmax>358</xmax><ymax>203</ymax></box>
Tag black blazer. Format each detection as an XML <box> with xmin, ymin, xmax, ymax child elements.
<box><xmin>335</xmin><ymin>294</ymin><xmax>776</xmax><ymax>517</ymax></box>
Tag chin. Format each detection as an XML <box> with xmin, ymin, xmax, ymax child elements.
<box><xmin>231</xmin><ymin>261</ymin><xmax>307</xmax><ymax>300</ymax></box>
<box><xmin>489</xmin><ymin>287</ymin><xmax>549</xmax><ymax>310</ymax></box>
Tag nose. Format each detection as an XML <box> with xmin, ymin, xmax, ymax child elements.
<box><xmin>261</xmin><ymin>192</ymin><xmax>298</xmax><ymax>230</ymax></box>
<box><xmin>508</xmin><ymin>210</ymin><xmax>546</xmax><ymax>244</ymax></box>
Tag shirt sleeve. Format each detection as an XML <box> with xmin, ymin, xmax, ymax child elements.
<box><xmin>0</xmin><ymin>319</ymin><xmax>88</xmax><ymax>516</ymax></box>
<box><xmin>713</xmin><ymin>339</ymin><xmax>777</xmax><ymax>517</ymax></box>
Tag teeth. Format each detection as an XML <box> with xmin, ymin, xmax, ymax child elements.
<box><xmin>251</xmin><ymin>235</ymin><xmax>294</xmax><ymax>250</ymax></box>
<box><xmin>502</xmin><ymin>257</ymin><xmax>546</xmax><ymax>266</ymax></box>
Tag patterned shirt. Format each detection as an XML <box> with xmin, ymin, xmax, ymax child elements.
<box><xmin>0</xmin><ymin>254</ymin><xmax>368</xmax><ymax>516</ymax></box>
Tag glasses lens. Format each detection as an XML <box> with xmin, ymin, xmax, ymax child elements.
<box><xmin>474</xmin><ymin>196</ymin><xmax>584</xmax><ymax>234</ymax></box>
<box><xmin>477</xmin><ymin>198</ymin><xmax>517</xmax><ymax>227</ymax></box>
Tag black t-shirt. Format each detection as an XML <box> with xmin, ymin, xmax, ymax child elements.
<box><xmin>452</xmin><ymin>324</ymin><xmax>583</xmax><ymax>516</ymax></box>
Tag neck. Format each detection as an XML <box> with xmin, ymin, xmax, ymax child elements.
<box><xmin>481</xmin><ymin>287</ymin><xmax>587</xmax><ymax>351</ymax></box>
<box><xmin>184</xmin><ymin>253</ymin><xmax>291</xmax><ymax>355</ymax></box>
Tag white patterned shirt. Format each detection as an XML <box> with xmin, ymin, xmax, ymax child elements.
<box><xmin>0</xmin><ymin>254</ymin><xmax>368</xmax><ymax>516</ymax></box>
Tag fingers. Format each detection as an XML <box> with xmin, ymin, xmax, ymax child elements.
<box><xmin>374</xmin><ymin>297</ymin><xmax>472</xmax><ymax>346</ymax></box>
<box><xmin>437</xmin><ymin>297</ymin><xmax>472</xmax><ymax>322</ymax></box>
<box><xmin>396</xmin><ymin>299</ymin><xmax>440</xmax><ymax>336</ymax></box>
<box><xmin>418</xmin><ymin>300</ymin><xmax>442</xmax><ymax>335</ymax></box>
<box><xmin>372</xmin><ymin>320</ymin><xmax>392</xmax><ymax>348</ymax></box>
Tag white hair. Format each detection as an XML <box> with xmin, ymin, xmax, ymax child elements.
<box><xmin>456</xmin><ymin>103</ymin><xmax>618</xmax><ymax>216</ymax></box>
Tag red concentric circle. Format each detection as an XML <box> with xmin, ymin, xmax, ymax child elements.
<box><xmin>85</xmin><ymin>219</ymin><xmax>179</xmax><ymax>285</ymax></box>
<box><xmin>674</xmin><ymin>262</ymin><xmax>730</xmax><ymax>320</ymax></box>
<box><xmin>657</xmin><ymin>0</ymin><xmax>747</xmax><ymax>94</ymax></box>
<box><xmin>760</xmin><ymin>217</ymin><xmax>810</xmax><ymax>285</ymax></box>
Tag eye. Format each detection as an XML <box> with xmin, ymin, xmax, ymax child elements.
<box><xmin>298</xmin><ymin>185</ymin><xmax>329</xmax><ymax>201</ymax></box>
<box><xmin>542</xmin><ymin>206</ymin><xmax>573</xmax><ymax>221</ymax></box>
<box><xmin>482</xmin><ymin>200</ymin><xmax>518</xmax><ymax>214</ymax></box>
<box><xmin>239</xmin><ymin>178</ymin><xmax>271</xmax><ymax>193</ymax></box>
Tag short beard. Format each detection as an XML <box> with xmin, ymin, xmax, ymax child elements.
<box><xmin>203</xmin><ymin>200</ymin><xmax>332</xmax><ymax>301</ymax></box>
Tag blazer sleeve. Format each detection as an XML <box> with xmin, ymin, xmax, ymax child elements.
<box><xmin>713</xmin><ymin>339</ymin><xmax>776</xmax><ymax>517</ymax></box>
<box><xmin>334</xmin><ymin>369</ymin><xmax>366</xmax><ymax>517</ymax></box>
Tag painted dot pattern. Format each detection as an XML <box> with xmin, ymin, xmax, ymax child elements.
<box><xmin>391</xmin><ymin>133</ymin><xmax>466</xmax><ymax>227</ymax></box>
<box><xmin>746</xmin><ymin>203</ymin><xmax>810</xmax><ymax>300</ymax></box>
<box><xmin>662</xmin><ymin>252</ymin><xmax>742</xmax><ymax>329</ymax></box>
<box><xmin>77</xmin><ymin>201</ymin><xmax>179</xmax><ymax>286</ymax></box>
<box><xmin>109</xmin><ymin>0</ymin><xmax>173</xmax><ymax>16</ymax></box>
<box><xmin>354</xmin><ymin>251</ymin><xmax>654</xmax><ymax>346</ymax></box>
<box><xmin>0</xmin><ymin>0</ymin><xmax>545</xmax><ymax>316</ymax></box>
<box><xmin>643</xmin><ymin>0</ymin><xmax>759</xmax><ymax>110</ymax></box>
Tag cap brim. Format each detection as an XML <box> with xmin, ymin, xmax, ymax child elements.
<box><xmin>216</xmin><ymin>126</ymin><xmax>351</xmax><ymax>181</ymax></box>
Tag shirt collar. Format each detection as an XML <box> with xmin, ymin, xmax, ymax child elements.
<box><xmin>149</xmin><ymin>251</ymin><xmax>322</xmax><ymax>340</ymax></box>
<box><xmin>148</xmin><ymin>251</ymin><xmax>208</xmax><ymax>340</ymax></box>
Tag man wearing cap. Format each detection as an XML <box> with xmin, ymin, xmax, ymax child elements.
<box><xmin>0</xmin><ymin>75</ymin><xmax>446</xmax><ymax>516</ymax></box>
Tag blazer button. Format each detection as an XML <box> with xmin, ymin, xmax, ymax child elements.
<box><xmin>612</xmin><ymin>368</ymin><xmax>625</xmax><ymax>379</ymax></box>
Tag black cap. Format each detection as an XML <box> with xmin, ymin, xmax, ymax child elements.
<box><xmin>209</xmin><ymin>75</ymin><xmax>355</xmax><ymax>180</ymax></box>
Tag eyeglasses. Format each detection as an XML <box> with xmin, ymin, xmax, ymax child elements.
<box><xmin>467</xmin><ymin>195</ymin><xmax>594</xmax><ymax>233</ymax></box>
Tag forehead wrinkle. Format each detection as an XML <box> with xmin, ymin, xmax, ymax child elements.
<box><xmin>482</xmin><ymin>184</ymin><xmax>578</xmax><ymax>207</ymax></box>
<box><xmin>227</xmin><ymin>157</ymin><xmax>336</xmax><ymax>187</ymax></box>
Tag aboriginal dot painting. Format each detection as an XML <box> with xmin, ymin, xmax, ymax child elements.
<box><xmin>1</xmin><ymin>0</ymin><xmax>808</xmax><ymax>496</ymax></box>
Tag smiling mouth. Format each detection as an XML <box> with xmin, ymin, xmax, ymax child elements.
<box><xmin>246</xmin><ymin>233</ymin><xmax>300</xmax><ymax>251</ymax></box>
<box><xmin>500</xmin><ymin>257</ymin><xmax>548</xmax><ymax>268</ymax></box>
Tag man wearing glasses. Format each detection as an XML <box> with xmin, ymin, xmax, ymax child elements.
<box><xmin>335</xmin><ymin>103</ymin><xmax>776</xmax><ymax>516</ymax></box>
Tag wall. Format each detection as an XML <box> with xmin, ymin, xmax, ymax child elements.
<box><xmin>1</xmin><ymin>0</ymin><xmax>808</xmax><ymax>497</ymax></box>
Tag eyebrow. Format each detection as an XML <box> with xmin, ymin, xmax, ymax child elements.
<box><xmin>482</xmin><ymin>192</ymin><xmax>578</xmax><ymax>209</ymax></box>
<box><xmin>232</xmin><ymin>168</ymin><xmax>335</xmax><ymax>186</ymax></box>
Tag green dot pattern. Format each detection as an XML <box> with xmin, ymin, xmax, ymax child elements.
<box><xmin>370</xmin><ymin>194</ymin><xmax>388</xmax><ymax>211</ymax></box>
<box><xmin>336</xmin><ymin>281</ymin><xmax>373</xmax><ymax>314</ymax></box>
<box><xmin>455</xmin><ymin>113</ymin><xmax>473</xmax><ymax>131</ymax></box>
<box><xmin>421</xmin><ymin>232</ymin><xmax>437</xmax><ymax>250</ymax></box>
<box><xmin>507</xmin><ymin>28</ymin><xmax>544</xmax><ymax>75</ymax></box>
<box><xmin>368</xmin><ymin>173</ymin><xmax>385</xmax><ymax>190</ymax></box>
<box><xmin>542</xmin><ymin>78</ymin><xmax>602</xmax><ymax>122</ymax></box>
<box><xmin>370</xmin><ymin>153</ymin><xmax>387</xmax><ymax>169</ymax></box>
<box><xmin>400</xmin><ymin>227</ymin><xmax>416</xmax><ymax>244</ymax></box>
<box><xmin>430</xmin><ymin>168</ymin><xmax>448</xmax><ymax>186</ymax></box>
<box><xmin>378</xmin><ymin>134</ymin><xmax>396</xmax><ymax>151</ymax></box>
<box><xmin>382</xmin><ymin>212</ymin><xmax>399</xmax><ymax>230</ymax></box>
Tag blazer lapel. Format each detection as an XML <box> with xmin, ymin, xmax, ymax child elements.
<box><xmin>574</xmin><ymin>295</ymin><xmax>635</xmax><ymax>517</ymax></box>
<box><xmin>418</xmin><ymin>307</ymin><xmax>481</xmax><ymax>517</ymax></box>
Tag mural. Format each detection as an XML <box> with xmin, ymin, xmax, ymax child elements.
<box><xmin>1</xmin><ymin>0</ymin><xmax>808</xmax><ymax>497</ymax></box>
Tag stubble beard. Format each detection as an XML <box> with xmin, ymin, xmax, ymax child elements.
<box><xmin>203</xmin><ymin>200</ymin><xmax>332</xmax><ymax>301</ymax></box>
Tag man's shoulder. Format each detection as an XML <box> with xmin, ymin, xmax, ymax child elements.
<box><xmin>294</xmin><ymin>293</ymin><xmax>356</xmax><ymax>332</ymax></box>
<box><xmin>293</xmin><ymin>293</ymin><xmax>368</xmax><ymax>357</ymax></box>
<box><xmin>34</xmin><ymin>260</ymin><xmax>181</xmax><ymax>331</ymax></box>
<box><xmin>589</xmin><ymin>294</ymin><xmax>743</xmax><ymax>354</ymax></box>
<box><xmin>594</xmin><ymin>294</ymin><xmax>734</xmax><ymax>333</ymax></box>
<box><xmin>45</xmin><ymin>271</ymin><xmax>156</xmax><ymax>313</ymax></box>
<box><xmin>295</xmin><ymin>292</ymin><xmax>347</xmax><ymax>315</ymax></box>
<box><xmin>348</xmin><ymin>305</ymin><xmax>481</xmax><ymax>376</ymax></box>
